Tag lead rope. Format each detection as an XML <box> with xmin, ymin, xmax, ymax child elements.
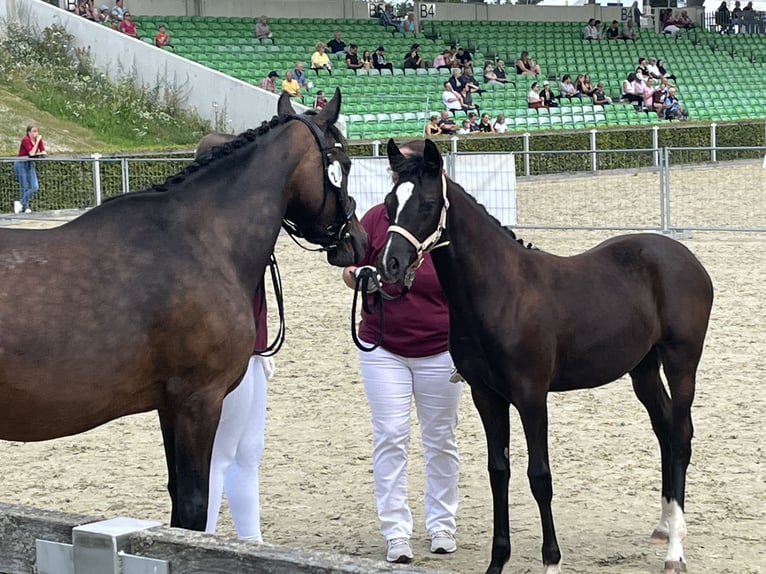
<box><xmin>255</xmin><ymin>253</ymin><xmax>286</xmax><ymax>357</ymax></box>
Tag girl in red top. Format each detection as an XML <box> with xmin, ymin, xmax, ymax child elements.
<box><xmin>119</xmin><ymin>11</ymin><xmax>138</xmax><ymax>38</ymax></box>
<box><xmin>13</xmin><ymin>124</ymin><xmax>46</xmax><ymax>214</ymax></box>
<box><xmin>342</xmin><ymin>141</ymin><xmax>462</xmax><ymax>564</ymax></box>
<box><xmin>154</xmin><ymin>25</ymin><xmax>172</xmax><ymax>49</ymax></box>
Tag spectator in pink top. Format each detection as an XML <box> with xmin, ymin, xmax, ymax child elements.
<box><xmin>342</xmin><ymin>140</ymin><xmax>462</xmax><ymax>565</ymax></box>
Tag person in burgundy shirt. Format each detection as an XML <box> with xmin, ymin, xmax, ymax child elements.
<box><xmin>13</xmin><ymin>124</ymin><xmax>46</xmax><ymax>214</ymax></box>
<box><xmin>206</xmin><ymin>284</ymin><xmax>274</xmax><ymax>544</ymax></box>
<box><xmin>119</xmin><ymin>11</ymin><xmax>138</xmax><ymax>38</ymax></box>
<box><xmin>342</xmin><ymin>140</ymin><xmax>462</xmax><ymax>564</ymax></box>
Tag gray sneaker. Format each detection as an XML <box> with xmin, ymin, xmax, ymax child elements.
<box><xmin>430</xmin><ymin>530</ymin><xmax>457</xmax><ymax>554</ymax></box>
<box><xmin>386</xmin><ymin>537</ymin><xmax>413</xmax><ymax>563</ymax></box>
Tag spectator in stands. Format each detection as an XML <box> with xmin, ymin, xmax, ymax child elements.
<box><xmin>111</xmin><ymin>0</ymin><xmax>125</xmax><ymax>22</ymax></box>
<box><xmin>493</xmin><ymin>114</ymin><xmax>507</xmax><ymax>133</ymax></box>
<box><xmin>732</xmin><ymin>1</ymin><xmax>743</xmax><ymax>29</ymax></box>
<box><xmin>293</xmin><ymin>62</ymin><xmax>310</xmax><ymax>90</ymax></box>
<box><xmin>631</xmin><ymin>0</ymin><xmax>644</xmax><ymax>29</ymax></box>
<box><xmin>97</xmin><ymin>5</ymin><xmax>111</xmax><ymax>23</ymax></box>
<box><xmin>281</xmin><ymin>70</ymin><xmax>303</xmax><ymax>99</ymax></box>
<box><xmin>155</xmin><ymin>24</ymin><xmax>173</xmax><ymax>50</ymax></box>
<box><xmin>327</xmin><ymin>32</ymin><xmax>346</xmax><ymax>55</ymax></box>
<box><xmin>403</xmin><ymin>43</ymin><xmax>424</xmax><ymax>69</ymax></box>
<box><xmin>255</xmin><ymin>15</ymin><xmax>274</xmax><ymax>44</ymax></box>
<box><xmin>459</xmin><ymin>81</ymin><xmax>478</xmax><ymax>113</ymax></box>
<box><xmin>361</xmin><ymin>50</ymin><xmax>373</xmax><ymax>71</ymax></box>
<box><xmin>314</xmin><ymin>91</ymin><xmax>327</xmax><ymax>110</ymax></box>
<box><xmin>442</xmin><ymin>81</ymin><xmax>472</xmax><ymax>114</ymax></box>
<box><xmin>621</xmin><ymin>19</ymin><xmax>638</xmax><ymax>41</ymax></box>
<box><xmin>676</xmin><ymin>10</ymin><xmax>694</xmax><ymax>29</ymax></box>
<box><xmin>467</xmin><ymin>112</ymin><xmax>481</xmax><ymax>133</ymax></box>
<box><xmin>461</xmin><ymin>66</ymin><xmax>484</xmax><ymax>95</ymax></box>
<box><xmin>311</xmin><ymin>42</ymin><xmax>333</xmax><ymax>75</ymax></box>
<box><xmin>528</xmin><ymin>82</ymin><xmax>546</xmax><ymax>110</ymax></box>
<box><xmin>478</xmin><ymin>113</ymin><xmax>495</xmax><ymax>133</ymax></box>
<box><xmin>425</xmin><ymin>115</ymin><xmax>442</xmax><ymax>137</ymax></box>
<box><xmin>540</xmin><ymin>80</ymin><xmax>559</xmax><ymax>107</ymax></box>
<box><xmin>716</xmin><ymin>1</ymin><xmax>732</xmax><ymax>33</ymax></box>
<box><xmin>119</xmin><ymin>11</ymin><xmax>138</xmax><ymax>38</ymax></box>
<box><xmin>622</xmin><ymin>72</ymin><xmax>644</xmax><ymax>107</ymax></box>
<box><xmin>575</xmin><ymin>74</ymin><xmax>596</xmax><ymax>97</ymax></box>
<box><xmin>606</xmin><ymin>20</ymin><xmax>620</xmax><ymax>40</ymax></box>
<box><xmin>400</xmin><ymin>12</ymin><xmax>417</xmax><ymax>35</ymax></box>
<box><xmin>458</xmin><ymin>120</ymin><xmax>471</xmax><ymax>135</ymax></box>
<box><xmin>379</xmin><ymin>3</ymin><xmax>400</xmax><ymax>29</ymax></box>
<box><xmin>516</xmin><ymin>51</ymin><xmax>541</xmax><ymax>76</ymax></box>
<box><xmin>646</xmin><ymin>58</ymin><xmax>662</xmax><ymax>79</ymax></box>
<box><xmin>437</xmin><ymin>110</ymin><xmax>458</xmax><ymax>135</ymax></box>
<box><xmin>493</xmin><ymin>59</ymin><xmax>514</xmax><ymax>85</ymax></box>
<box><xmin>448</xmin><ymin>67</ymin><xmax>464</xmax><ymax>93</ymax></box>
<box><xmin>592</xmin><ymin>82</ymin><xmax>612</xmax><ymax>106</ymax></box>
<box><xmin>433</xmin><ymin>50</ymin><xmax>451</xmax><ymax>70</ymax></box>
<box><xmin>372</xmin><ymin>46</ymin><xmax>394</xmax><ymax>72</ymax></box>
<box><xmin>656</xmin><ymin>59</ymin><xmax>677</xmax><ymax>81</ymax></box>
<box><xmin>584</xmin><ymin>18</ymin><xmax>602</xmax><ymax>41</ymax></box>
<box><xmin>456</xmin><ymin>47</ymin><xmax>472</xmax><ymax>68</ymax></box>
<box><xmin>636</xmin><ymin>57</ymin><xmax>650</xmax><ymax>78</ymax></box>
<box><xmin>346</xmin><ymin>45</ymin><xmax>363</xmax><ymax>70</ymax></box>
<box><xmin>642</xmin><ymin>78</ymin><xmax>663</xmax><ymax>115</ymax></box>
<box><xmin>259</xmin><ymin>70</ymin><xmax>279</xmax><ymax>94</ymax></box>
<box><xmin>483</xmin><ymin>63</ymin><xmax>502</xmax><ymax>86</ymax></box>
<box><xmin>663</xmin><ymin>86</ymin><xmax>688</xmax><ymax>120</ymax></box>
<box><xmin>559</xmin><ymin>74</ymin><xmax>580</xmax><ymax>98</ymax></box>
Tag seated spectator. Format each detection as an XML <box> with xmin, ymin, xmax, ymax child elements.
<box><xmin>460</xmin><ymin>82</ymin><xmax>478</xmax><ymax>112</ymax></box>
<box><xmin>400</xmin><ymin>12</ymin><xmax>417</xmax><ymax>35</ymax></box>
<box><xmin>314</xmin><ymin>90</ymin><xmax>327</xmax><ymax>110</ymax></box>
<box><xmin>584</xmin><ymin>18</ymin><xmax>602</xmax><ymax>41</ymax></box>
<box><xmin>281</xmin><ymin>70</ymin><xmax>303</xmax><ymax>99</ymax></box>
<box><xmin>636</xmin><ymin>57</ymin><xmax>649</xmax><ymax>78</ymax></box>
<box><xmin>448</xmin><ymin>67</ymin><xmax>464</xmax><ymax>93</ymax></box>
<box><xmin>540</xmin><ymin>80</ymin><xmax>559</xmax><ymax>107</ymax></box>
<box><xmin>293</xmin><ymin>62</ymin><xmax>310</xmax><ymax>89</ymax></box>
<box><xmin>327</xmin><ymin>32</ymin><xmax>346</xmax><ymax>55</ymax></box>
<box><xmin>559</xmin><ymin>74</ymin><xmax>580</xmax><ymax>98</ymax></box>
<box><xmin>516</xmin><ymin>51</ymin><xmax>541</xmax><ymax>76</ymax></box>
<box><xmin>652</xmin><ymin>83</ymin><xmax>667</xmax><ymax>118</ymax></box>
<box><xmin>255</xmin><ymin>15</ymin><xmax>274</xmax><ymax>44</ymax></box>
<box><xmin>97</xmin><ymin>5</ymin><xmax>111</xmax><ymax>23</ymax></box>
<box><xmin>493</xmin><ymin>59</ymin><xmax>514</xmax><ymax>85</ymax></box>
<box><xmin>433</xmin><ymin>50</ymin><xmax>451</xmax><ymax>70</ymax></box>
<box><xmin>483</xmin><ymin>63</ymin><xmax>503</xmax><ymax>86</ymax></box>
<box><xmin>372</xmin><ymin>46</ymin><xmax>393</xmax><ymax>72</ymax></box>
<box><xmin>621</xmin><ymin>19</ymin><xmax>638</xmax><ymax>41</ymax></box>
<box><xmin>403</xmin><ymin>43</ymin><xmax>423</xmax><ymax>69</ymax></box>
<box><xmin>456</xmin><ymin>47</ymin><xmax>472</xmax><ymax>68</ymax></box>
<box><xmin>458</xmin><ymin>120</ymin><xmax>471</xmax><ymax>135</ymax></box>
<box><xmin>606</xmin><ymin>20</ymin><xmax>620</xmax><ymax>40</ymax></box>
<box><xmin>361</xmin><ymin>50</ymin><xmax>373</xmax><ymax>71</ymax></box>
<box><xmin>461</xmin><ymin>66</ymin><xmax>484</xmax><ymax>95</ymax></box>
<box><xmin>438</xmin><ymin>110</ymin><xmax>459</xmax><ymax>135</ymax></box>
<box><xmin>592</xmin><ymin>82</ymin><xmax>612</xmax><ymax>105</ymax></box>
<box><xmin>425</xmin><ymin>115</ymin><xmax>442</xmax><ymax>137</ymax></box>
<box><xmin>643</xmin><ymin>78</ymin><xmax>662</xmax><ymax>115</ymax></box>
<box><xmin>155</xmin><ymin>24</ymin><xmax>173</xmax><ymax>49</ymax></box>
<box><xmin>258</xmin><ymin>70</ymin><xmax>279</xmax><ymax>94</ymax></box>
<box><xmin>379</xmin><ymin>3</ymin><xmax>400</xmax><ymax>29</ymax></box>
<box><xmin>442</xmin><ymin>81</ymin><xmax>473</xmax><ymax>114</ymax></box>
<box><xmin>621</xmin><ymin>72</ymin><xmax>644</xmax><ymax>106</ymax></box>
<box><xmin>662</xmin><ymin>21</ymin><xmax>682</xmax><ymax>39</ymax></box>
<box><xmin>310</xmin><ymin>43</ymin><xmax>333</xmax><ymax>75</ymax></box>
<box><xmin>575</xmin><ymin>74</ymin><xmax>596</xmax><ymax>97</ymax></box>
<box><xmin>345</xmin><ymin>45</ymin><xmax>363</xmax><ymax>70</ymax></box>
<box><xmin>493</xmin><ymin>114</ymin><xmax>508</xmax><ymax>133</ymax></box>
<box><xmin>663</xmin><ymin>86</ymin><xmax>688</xmax><ymax>120</ymax></box>
<box><xmin>119</xmin><ymin>11</ymin><xmax>138</xmax><ymax>38</ymax></box>
<box><xmin>657</xmin><ymin>59</ymin><xmax>677</xmax><ymax>81</ymax></box>
<box><xmin>111</xmin><ymin>0</ymin><xmax>125</xmax><ymax>22</ymax></box>
<box><xmin>646</xmin><ymin>58</ymin><xmax>662</xmax><ymax>79</ymax></box>
<box><xmin>528</xmin><ymin>81</ymin><xmax>546</xmax><ymax>109</ymax></box>
<box><xmin>478</xmin><ymin>113</ymin><xmax>495</xmax><ymax>133</ymax></box>
<box><xmin>467</xmin><ymin>112</ymin><xmax>481</xmax><ymax>132</ymax></box>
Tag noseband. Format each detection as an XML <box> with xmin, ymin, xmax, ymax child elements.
<box><xmin>281</xmin><ymin>114</ymin><xmax>356</xmax><ymax>252</ymax></box>
<box><xmin>387</xmin><ymin>174</ymin><xmax>450</xmax><ymax>276</ymax></box>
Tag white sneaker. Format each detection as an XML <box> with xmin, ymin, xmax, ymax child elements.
<box><xmin>430</xmin><ymin>530</ymin><xmax>457</xmax><ymax>554</ymax></box>
<box><xmin>24</xmin><ymin>208</ymin><xmax>32</xmax><ymax>214</ymax></box>
<box><xmin>386</xmin><ymin>537</ymin><xmax>413</xmax><ymax>563</ymax></box>
<box><xmin>13</xmin><ymin>201</ymin><xmax>22</xmax><ymax>214</ymax></box>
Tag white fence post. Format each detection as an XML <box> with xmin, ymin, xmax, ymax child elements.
<box><xmin>652</xmin><ymin>126</ymin><xmax>659</xmax><ymax>167</ymax></box>
<box><xmin>371</xmin><ymin>140</ymin><xmax>381</xmax><ymax>157</ymax></box>
<box><xmin>91</xmin><ymin>154</ymin><xmax>102</xmax><ymax>207</ymax></box>
<box><xmin>710</xmin><ymin>123</ymin><xmax>717</xmax><ymax>163</ymax></box>
<box><xmin>523</xmin><ymin>132</ymin><xmax>530</xmax><ymax>176</ymax></box>
<box><xmin>589</xmin><ymin>129</ymin><xmax>597</xmax><ymax>172</ymax></box>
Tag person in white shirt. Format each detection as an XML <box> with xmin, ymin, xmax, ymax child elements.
<box><xmin>646</xmin><ymin>58</ymin><xmax>662</xmax><ymax>79</ymax></box>
<box><xmin>527</xmin><ymin>82</ymin><xmax>545</xmax><ymax>109</ymax></box>
<box><xmin>559</xmin><ymin>74</ymin><xmax>580</xmax><ymax>99</ymax></box>
<box><xmin>442</xmin><ymin>82</ymin><xmax>465</xmax><ymax>113</ymax></box>
<box><xmin>492</xmin><ymin>114</ymin><xmax>508</xmax><ymax>133</ymax></box>
<box><xmin>457</xmin><ymin>120</ymin><xmax>471</xmax><ymax>135</ymax></box>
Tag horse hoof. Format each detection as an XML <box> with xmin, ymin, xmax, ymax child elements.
<box><xmin>650</xmin><ymin>529</ymin><xmax>670</xmax><ymax>544</ymax></box>
<box><xmin>662</xmin><ymin>560</ymin><xmax>687</xmax><ymax>574</ymax></box>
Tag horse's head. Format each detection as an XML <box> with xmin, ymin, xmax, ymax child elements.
<box><xmin>278</xmin><ymin>89</ymin><xmax>367</xmax><ymax>267</ymax></box>
<box><xmin>378</xmin><ymin>138</ymin><xmax>448</xmax><ymax>285</ymax></box>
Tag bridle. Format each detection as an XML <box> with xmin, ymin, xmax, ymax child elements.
<box><xmin>281</xmin><ymin>114</ymin><xmax>356</xmax><ymax>252</ymax></box>
<box><xmin>386</xmin><ymin>173</ymin><xmax>451</xmax><ymax>276</ymax></box>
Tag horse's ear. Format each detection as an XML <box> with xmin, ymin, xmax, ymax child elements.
<box><xmin>277</xmin><ymin>91</ymin><xmax>296</xmax><ymax>117</ymax></box>
<box><xmin>314</xmin><ymin>87</ymin><xmax>342</xmax><ymax>129</ymax></box>
<box><xmin>386</xmin><ymin>138</ymin><xmax>405</xmax><ymax>172</ymax></box>
<box><xmin>423</xmin><ymin>139</ymin><xmax>442</xmax><ymax>176</ymax></box>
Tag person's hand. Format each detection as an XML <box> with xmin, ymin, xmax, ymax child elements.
<box><xmin>354</xmin><ymin>265</ymin><xmax>381</xmax><ymax>293</ymax></box>
<box><xmin>261</xmin><ymin>356</ymin><xmax>276</xmax><ymax>381</ymax></box>
<box><xmin>449</xmin><ymin>366</ymin><xmax>465</xmax><ymax>383</ymax></box>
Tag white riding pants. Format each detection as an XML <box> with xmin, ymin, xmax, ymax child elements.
<box><xmin>359</xmin><ymin>347</ymin><xmax>462</xmax><ymax>541</ymax></box>
<box><xmin>206</xmin><ymin>355</ymin><xmax>268</xmax><ymax>541</ymax></box>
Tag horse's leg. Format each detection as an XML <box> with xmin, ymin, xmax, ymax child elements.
<box><xmin>470</xmin><ymin>383</ymin><xmax>511</xmax><ymax>574</ymax></box>
<box><xmin>516</xmin><ymin>391</ymin><xmax>561</xmax><ymax>574</ymax></box>
<box><xmin>629</xmin><ymin>350</ymin><xmax>674</xmax><ymax>545</ymax></box>
<box><xmin>158</xmin><ymin>409</ymin><xmax>180</xmax><ymax>527</ymax></box>
<box><xmin>657</xmin><ymin>343</ymin><xmax>699</xmax><ymax>574</ymax></box>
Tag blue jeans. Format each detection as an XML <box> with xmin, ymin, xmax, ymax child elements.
<box><xmin>13</xmin><ymin>160</ymin><xmax>39</xmax><ymax>210</ymax></box>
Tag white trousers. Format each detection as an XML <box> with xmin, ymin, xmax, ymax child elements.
<box><xmin>206</xmin><ymin>356</ymin><xmax>268</xmax><ymax>541</ymax></box>
<box><xmin>359</xmin><ymin>347</ymin><xmax>462</xmax><ymax>541</ymax></box>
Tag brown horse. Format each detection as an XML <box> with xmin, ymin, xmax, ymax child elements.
<box><xmin>0</xmin><ymin>90</ymin><xmax>367</xmax><ymax>531</ymax></box>
<box><xmin>378</xmin><ymin>139</ymin><xmax>713</xmax><ymax>574</ymax></box>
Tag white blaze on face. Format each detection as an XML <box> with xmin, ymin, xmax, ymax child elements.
<box><xmin>381</xmin><ymin>182</ymin><xmax>415</xmax><ymax>278</ymax></box>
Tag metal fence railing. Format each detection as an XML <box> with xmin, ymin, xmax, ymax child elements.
<box><xmin>2</xmin><ymin>147</ymin><xmax>765</xmax><ymax>234</ymax></box>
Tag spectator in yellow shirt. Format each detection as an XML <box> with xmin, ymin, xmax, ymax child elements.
<box><xmin>310</xmin><ymin>42</ymin><xmax>333</xmax><ymax>75</ymax></box>
<box><xmin>281</xmin><ymin>70</ymin><xmax>303</xmax><ymax>99</ymax></box>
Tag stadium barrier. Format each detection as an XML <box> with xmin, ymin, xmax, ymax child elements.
<box><xmin>0</xmin><ymin>502</ymin><xmax>439</xmax><ymax>574</ymax></box>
